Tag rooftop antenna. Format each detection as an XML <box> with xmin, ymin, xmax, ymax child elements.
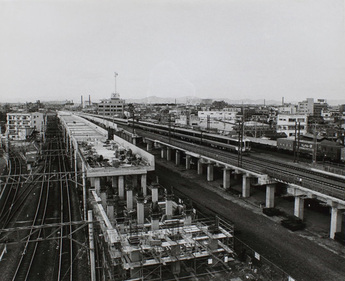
<box><xmin>114</xmin><ymin>72</ymin><xmax>118</xmax><ymax>94</ymax></box>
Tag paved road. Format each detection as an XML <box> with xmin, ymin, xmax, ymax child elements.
<box><xmin>154</xmin><ymin>163</ymin><xmax>345</xmax><ymax>281</ymax></box>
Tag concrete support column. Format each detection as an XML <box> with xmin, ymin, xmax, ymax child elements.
<box><xmin>242</xmin><ymin>175</ymin><xmax>250</xmax><ymax>198</ymax></box>
<box><xmin>141</xmin><ymin>174</ymin><xmax>147</xmax><ymax>196</ymax></box>
<box><xmin>126</xmin><ymin>189</ymin><xmax>133</xmax><ymax>210</ymax></box>
<box><xmin>207</xmin><ymin>164</ymin><xmax>214</xmax><ymax>182</ymax></box>
<box><xmin>94</xmin><ymin>177</ymin><xmax>101</xmax><ymax>195</ymax></box>
<box><xmin>137</xmin><ymin>197</ymin><xmax>145</xmax><ymax>225</ymax></box>
<box><xmin>160</xmin><ymin>147</ymin><xmax>166</xmax><ymax>159</ymax></box>
<box><xmin>167</xmin><ymin>147</ymin><xmax>171</xmax><ymax>161</ymax></box>
<box><xmin>146</xmin><ymin>141</ymin><xmax>152</xmax><ymax>151</ymax></box>
<box><xmin>132</xmin><ymin>137</ymin><xmax>136</xmax><ymax>146</ymax></box>
<box><xmin>294</xmin><ymin>197</ymin><xmax>305</xmax><ymax>219</ymax></box>
<box><xmin>266</xmin><ymin>184</ymin><xmax>276</xmax><ymax>208</ymax></box>
<box><xmin>151</xmin><ymin>215</ymin><xmax>160</xmax><ymax>231</ymax></box>
<box><xmin>197</xmin><ymin>160</ymin><xmax>203</xmax><ymax>175</ymax></box>
<box><xmin>152</xmin><ymin>187</ymin><xmax>158</xmax><ymax>203</ymax></box>
<box><xmin>185</xmin><ymin>155</ymin><xmax>191</xmax><ymax>170</ymax></box>
<box><xmin>175</xmin><ymin>150</ymin><xmax>181</xmax><ymax>166</ymax></box>
<box><xmin>118</xmin><ymin>176</ymin><xmax>124</xmax><ymax>199</ymax></box>
<box><xmin>330</xmin><ymin>206</ymin><xmax>343</xmax><ymax>239</ymax></box>
<box><xmin>223</xmin><ymin>169</ymin><xmax>231</xmax><ymax>189</ymax></box>
<box><xmin>165</xmin><ymin>195</ymin><xmax>173</xmax><ymax>219</ymax></box>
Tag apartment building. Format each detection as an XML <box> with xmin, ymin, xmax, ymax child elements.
<box><xmin>276</xmin><ymin>114</ymin><xmax>308</xmax><ymax>137</ymax></box>
<box><xmin>6</xmin><ymin>112</ymin><xmax>45</xmax><ymax>140</ymax></box>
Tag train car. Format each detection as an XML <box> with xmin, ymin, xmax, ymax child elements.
<box><xmin>277</xmin><ymin>137</ymin><xmax>317</xmax><ymax>157</ymax></box>
<box><xmin>319</xmin><ymin>140</ymin><xmax>343</xmax><ymax>162</ymax></box>
<box><xmin>277</xmin><ymin>137</ymin><xmax>344</xmax><ymax>162</ymax></box>
<box><xmin>277</xmin><ymin>138</ymin><xmax>294</xmax><ymax>152</ymax></box>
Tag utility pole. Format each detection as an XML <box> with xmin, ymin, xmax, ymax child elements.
<box><xmin>114</xmin><ymin>72</ymin><xmax>118</xmax><ymax>94</ymax></box>
<box><xmin>297</xmin><ymin>121</ymin><xmax>301</xmax><ymax>162</ymax></box>
<box><xmin>312</xmin><ymin>123</ymin><xmax>317</xmax><ymax>165</ymax></box>
<box><xmin>168</xmin><ymin>114</ymin><xmax>171</xmax><ymax>143</ymax></box>
<box><xmin>294</xmin><ymin>121</ymin><xmax>297</xmax><ymax>163</ymax></box>
<box><xmin>238</xmin><ymin>120</ymin><xmax>243</xmax><ymax>168</ymax></box>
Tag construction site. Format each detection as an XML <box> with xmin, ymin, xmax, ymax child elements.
<box><xmin>57</xmin><ymin>112</ymin><xmax>235</xmax><ymax>280</ymax></box>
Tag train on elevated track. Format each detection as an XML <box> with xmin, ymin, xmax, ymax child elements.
<box><xmin>79</xmin><ymin>113</ymin><xmax>251</xmax><ymax>153</ymax></box>
<box><xmin>80</xmin><ymin>113</ymin><xmax>344</xmax><ymax>162</ymax></box>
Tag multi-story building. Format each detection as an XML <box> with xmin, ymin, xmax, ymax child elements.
<box><xmin>276</xmin><ymin>114</ymin><xmax>308</xmax><ymax>137</ymax></box>
<box><xmin>6</xmin><ymin>112</ymin><xmax>45</xmax><ymax>140</ymax></box>
<box><xmin>313</xmin><ymin>99</ymin><xmax>328</xmax><ymax>117</ymax></box>
<box><xmin>278</xmin><ymin>105</ymin><xmax>297</xmax><ymax>115</ymax></box>
<box><xmin>297</xmin><ymin>98</ymin><xmax>314</xmax><ymax>115</ymax></box>
<box><xmin>97</xmin><ymin>93</ymin><xmax>124</xmax><ymax>117</ymax></box>
<box><xmin>198</xmin><ymin>111</ymin><xmax>238</xmax><ymax>122</ymax></box>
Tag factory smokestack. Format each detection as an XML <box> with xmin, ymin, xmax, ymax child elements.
<box><xmin>282</xmin><ymin>97</ymin><xmax>284</xmax><ymax>106</ymax></box>
<box><xmin>81</xmin><ymin>95</ymin><xmax>84</xmax><ymax>108</ymax></box>
<box><xmin>89</xmin><ymin>95</ymin><xmax>91</xmax><ymax>106</ymax></box>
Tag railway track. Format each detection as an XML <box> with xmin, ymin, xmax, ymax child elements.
<box><xmin>0</xmin><ymin>150</ymin><xmax>23</xmax><ymax>224</ymax></box>
<box><xmin>137</xmin><ymin>129</ymin><xmax>345</xmax><ymax>200</ymax></box>
<box><xmin>56</xmin><ymin>136</ymin><xmax>74</xmax><ymax>281</ymax></box>
<box><xmin>11</xmin><ymin>140</ymin><xmax>52</xmax><ymax>281</ymax></box>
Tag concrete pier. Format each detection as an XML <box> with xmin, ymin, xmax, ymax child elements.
<box><xmin>266</xmin><ymin>184</ymin><xmax>276</xmax><ymax>208</ymax></box>
<box><xmin>197</xmin><ymin>160</ymin><xmax>203</xmax><ymax>175</ymax></box>
<box><xmin>294</xmin><ymin>197</ymin><xmax>305</xmax><ymax>219</ymax></box>
<box><xmin>118</xmin><ymin>176</ymin><xmax>124</xmax><ymax>199</ymax></box>
<box><xmin>167</xmin><ymin>147</ymin><xmax>171</xmax><ymax>161</ymax></box>
<box><xmin>207</xmin><ymin>164</ymin><xmax>214</xmax><ymax>182</ymax></box>
<box><xmin>126</xmin><ymin>188</ymin><xmax>134</xmax><ymax>210</ymax></box>
<box><xmin>223</xmin><ymin>169</ymin><xmax>231</xmax><ymax>189</ymax></box>
<box><xmin>175</xmin><ymin>150</ymin><xmax>181</xmax><ymax>166</ymax></box>
<box><xmin>330</xmin><ymin>206</ymin><xmax>343</xmax><ymax>239</ymax></box>
<box><xmin>242</xmin><ymin>175</ymin><xmax>250</xmax><ymax>198</ymax></box>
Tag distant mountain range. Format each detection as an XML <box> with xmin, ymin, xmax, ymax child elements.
<box><xmin>124</xmin><ymin>96</ymin><xmax>281</xmax><ymax>105</ymax></box>
<box><xmin>123</xmin><ymin>96</ymin><xmax>345</xmax><ymax>106</ymax></box>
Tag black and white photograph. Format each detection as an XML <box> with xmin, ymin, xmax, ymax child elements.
<box><xmin>0</xmin><ymin>0</ymin><xmax>345</xmax><ymax>280</ymax></box>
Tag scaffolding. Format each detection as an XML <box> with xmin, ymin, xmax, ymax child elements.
<box><xmin>91</xmin><ymin>190</ymin><xmax>235</xmax><ymax>281</ymax></box>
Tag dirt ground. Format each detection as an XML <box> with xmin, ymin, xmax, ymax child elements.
<box><xmin>151</xmin><ymin>149</ymin><xmax>345</xmax><ymax>281</ymax></box>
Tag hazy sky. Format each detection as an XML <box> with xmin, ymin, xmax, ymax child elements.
<box><xmin>1</xmin><ymin>0</ymin><xmax>344</xmax><ymax>103</ymax></box>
